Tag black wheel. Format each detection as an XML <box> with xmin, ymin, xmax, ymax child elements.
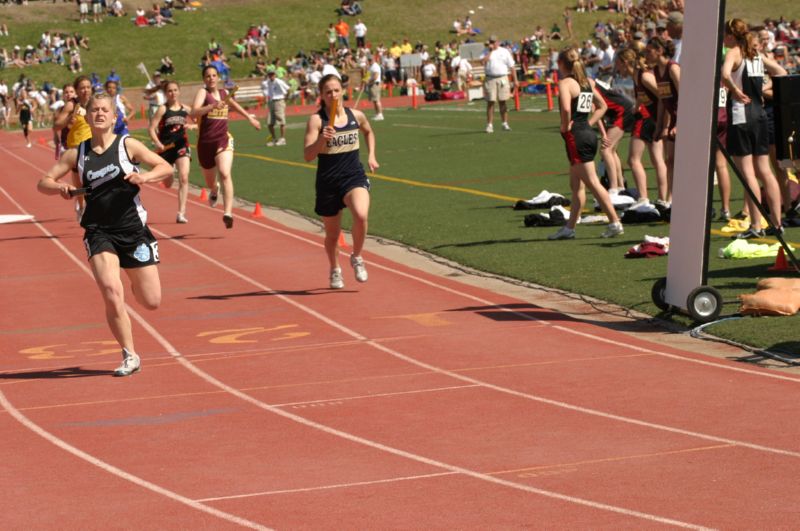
<box><xmin>651</xmin><ymin>277</ymin><xmax>669</xmax><ymax>311</ymax></box>
<box><xmin>686</xmin><ymin>286</ymin><xmax>723</xmax><ymax>323</ymax></box>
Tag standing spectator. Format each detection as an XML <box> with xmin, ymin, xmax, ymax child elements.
<box><xmin>365</xmin><ymin>54</ymin><xmax>383</xmax><ymax>120</ymax></box>
<box><xmin>564</xmin><ymin>8</ymin><xmax>574</xmax><ymax>39</ymax></box>
<box><xmin>353</xmin><ymin>18</ymin><xmax>367</xmax><ymax>50</ymax></box>
<box><xmin>78</xmin><ymin>0</ymin><xmax>90</xmax><ymax>24</ymax></box>
<box><xmin>144</xmin><ymin>71</ymin><xmax>165</xmax><ymax>119</ymax></box>
<box><xmin>91</xmin><ymin>0</ymin><xmax>103</xmax><ymax>23</ymax></box>
<box><xmin>335</xmin><ymin>18</ymin><xmax>350</xmax><ymax>50</ymax></box>
<box><xmin>666</xmin><ymin>11</ymin><xmax>683</xmax><ymax>63</ymax></box>
<box><xmin>454</xmin><ymin>54</ymin><xmax>472</xmax><ymax>92</ymax></box>
<box><xmin>481</xmin><ymin>36</ymin><xmax>517</xmax><ymax>133</ymax></box>
<box><xmin>262</xmin><ymin>69</ymin><xmax>290</xmax><ymax>146</ymax></box>
<box><xmin>326</xmin><ymin>23</ymin><xmax>337</xmax><ymax>55</ymax></box>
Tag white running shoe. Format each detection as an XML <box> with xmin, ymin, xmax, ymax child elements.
<box><xmin>350</xmin><ymin>254</ymin><xmax>368</xmax><ymax>283</ymax></box>
<box><xmin>601</xmin><ymin>221</ymin><xmax>624</xmax><ymax>238</ymax></box>
<box><xmin>502</xmin><ymin>122</ymin><xmax>511</xmax><ymax>131</ymax></box>
<box><xmin>266</xmin><ymin>140</ymin><xmax>276</xmax><ymax>147</ymax></box>
<box><xmin>374</xmin><ymin>113</ymin><xmax>384</xmax><ymax>121</ymax></box>
<box><xmin>330</xmin><ymin>267</ymin><xmax>344</xmax><ymax>289</ymax></box>
<box><xmin>176</xmin><ymin>213</ymin><xmax>188</xmax><ymax>224</ymax></box>
<box><xmin>548</xmin><ymin>226</ymin><xmax>576</xmax><ymax>240</ymax></box>
<box><xmin>485</xmin><ymin>123</ymin><xmax>494</xmax><ymax>134</ymax></box>
<box><xmin>275</xmin><ymin>138</ymin><xmax>286</xmax><ymax>146</ymax></box>
<box><xmin>114</xmin><ymin>349</ymin><xmax>141</xmax><ymax>377</ymax></box>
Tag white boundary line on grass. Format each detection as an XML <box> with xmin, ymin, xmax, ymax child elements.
<box><xmin>1</xmin><ymin>148</ymin><xmax>711</xmax><ymax>530</ymax></box>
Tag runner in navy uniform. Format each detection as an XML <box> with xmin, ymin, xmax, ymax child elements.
<box><xmin>149</xmin><ymin>80</ymin><xmax>196</xmax><ymax>223</ymax></box>
<box><xmin>722</xmin><ymin>18</ymin><xmax>787</xmax><ymax>239</ymax></box>
<box><xmin>37</xmin><ymin>93</ymin><xmax>173</xmax><ymax>377</ymax></box>
<box><xmin>549</xmin><ymin>46</ymin><xmax>623</xmax><ymax>241</ymax></box>
<box><xmin>304</xmin><ymin>73</ymin><xmax>379</xmax><ymax>289</ymax></box>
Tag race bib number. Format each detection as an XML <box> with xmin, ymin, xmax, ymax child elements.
<box><xmin>150</xmin><ymin>241</ymin><xmax>160</xmax><ymax>262</ymax></box>
<box><xmin>576</xmin><ymin>92</ymin><xmax>593</xmax><ymax>113</ymax></box>
<box><xmin>718</xmin><ymin>87</ymin><xmax>727</xmax><ymax>108</ymax></box>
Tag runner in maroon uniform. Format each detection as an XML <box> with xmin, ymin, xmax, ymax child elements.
<box><xmin>191</xmin><ymin>65</ymin><xmax>261</xmax><ymax>229</ymax></box>
<box><xmin>647</xmin><ymin>36</ymin><xmax>679</xmax><ymax>206</ymax></box>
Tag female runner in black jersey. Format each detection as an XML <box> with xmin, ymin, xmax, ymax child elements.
<box><xmin>149</xmin><ymin>80</ymin><xmax>196</xmax><ymax>223</ymax></box>
<box><xmin>37</xmin><ymin>93</ymin><xmax>173</xmax><ymax>377</ymax></box>
<box><xmin>303</xmin><ymin>74</ymin><xmax>379</xmax><ymax>289</ymax></box>
<box><xmin>548</xmin><ymin>46</ymin><xmax>623</xmax><ymax>240</ymax></box>
<box><xmin>721</xmin><ymin>18</ymin><xmax>787</xmax><ymax>238</ymax></box>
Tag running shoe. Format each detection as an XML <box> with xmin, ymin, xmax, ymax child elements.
<box><xmin>733</xmin><ymin>227</ymin><xmax>766</xmax><ymax>240</ymax></box>
<box><xmin>601</xmin><ymin>221</ymin><xmax>624</xmax><ymax>238</ymax></box>
<box><xmin>350</xmin><ymin>254</ymin><xmax>368</xmax><ymax>282</ymax></box>
<box><xmin>114</xmin><ymin>349</ymin><xmax>141</xmax><ymax>377</ymax></box>
<box><xmin>764</xmin><ymin>225</ymin><xmax>785</xmax><ymax>237</ymax></box>
<box><xmin>266</xmin><ymin>139</ymin><xmax>276</xmax><ymax>147</ymax></box>
<box><xmin>208</xmin><ymin>185</ymin><xmax>219</xmax><ymax>207</ymax></box>
<box><xmin>485</xmin><ymin>123</ymin><xmax>494</xmax><ymax>134</ymax></box>
<box><xmin>548</xmin><ymin>226</ymin><xmax>576</xmax><ymax>240</ymax></box>
<box><xmin>223</xmin><ymin>214</ymin><xmax>234</xmax><ymax>229</ymax></box>
<box><xmin>176</xmin><ymin>213</ymin><xmax>188</xmax><ymax>224</ymax></box>
<box><xmin>718</xmin><ymin>209</ymin><xmax>731</xmax><ymax>222</ymax></box>
<box><xmin>330</xmin><ymin>267</ymin><xmax>344</xmax><ymax>289</ymax></box>
<box><xmin>373</xmin><ymin>113</ymin><xmax>384</xmax><ymax>121</ymax></box>
<box><xmin>502</xmin><ymin>122</ymin><xmax>511</xmax><ymax>131</ymax></box>
<box><xmin>276</xmin><ymin>138</ymin><xmax>286</xmax><ymax>146</ymax></box>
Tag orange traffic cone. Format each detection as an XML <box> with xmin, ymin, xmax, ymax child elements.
<box><xmin>338</xmin><ymin>232</ymin><xmax>349</xmax><ymax>250</ymax></box>
<box><xmin>37</xmin><ymin>136</ymin><xmax>47</xmax><ymax>146</ymax></box>
<box><xmin>768</xmin><ymin>247</ymin><xmax>797</xmax><ymax>272</ymax></box>
<box><xmin>199</xmin><ymin>188</ymin><xmax>208</xmax><ymax>202</ymax></box>
<box><xmin>251</xmin><ymin>202</ymin><xmax>265</xmax><ymax>218</ymax></box>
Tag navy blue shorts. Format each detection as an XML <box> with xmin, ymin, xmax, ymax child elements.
<box><xmin>83</xmin><ymin>225</ymin><xmax>160</xmax><ymax>269</ymax></box>
<box><xmin>315</xmin><ymin>174</ymin><xmax>370</xmax><ymax>217</ymax></box>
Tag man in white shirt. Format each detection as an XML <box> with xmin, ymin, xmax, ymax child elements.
<box><xmin>366</xmin><ymin>55</ymin><xmax>384</xmax><ymax>120</ymax></box>
<box><xmin>262</xmin><ymin>70</ymin><xmax>290</xmax><ymax>145</ymax></box>
<box><xmin>452</xmin><ymin>55</ymin><xmax>472</xmax><ymax>92</ymax></box>
<box><xmin>353</xmin><ymin>19</ymin><xmax>367</xmax><ymax>50</ymax></box>
<box><xmin>481</xmin><ymin>36</ymin><xmax>517</xmax><ymax>133</ymax></box>
<box><xmin>596</xmin><ymin>38</ymin><xmax>615</xmax><ymax>81</ymax></box>
<box><xmin>144</xmin><ymin>72</ymin><xmax>165</xmax><ymax>120</ymax></box>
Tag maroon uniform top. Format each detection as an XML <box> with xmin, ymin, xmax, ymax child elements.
<box><xmin>654</xmin><ymin>60</ymin><xmax>678</xmax><ymax>127</ymax></box>
<box><xmin>198</xmin><ymin>88</ymin><xmax>229</xmax><ymax>144</ymax></box>
<box><xmin>635</xmin><ymin>69</ymin><xmax>658</xmax><ymax>120</ymax></box>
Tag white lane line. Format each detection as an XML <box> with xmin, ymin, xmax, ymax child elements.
<box><xmin>195</xmin><ymin>472</ymin><xmax>457</xmax><ymax>502</ymax></box>
<box><xmin>145</xmin><ymin>202</ymin><xmax>800</xmax><ymax>461</ymax></box>
<box><xmin>1</xmin><ymin>151</ymin><xmax>710</xmax><ymax>530</ymax></box>
<box><xmin>0</xmin><ymin>183</ymin><xmax>269</xmax><ymax>531</ymax></box>
<box><xmin>152</xmin><ymin>182</ymin><xmax>800</xmax><ymax>386</ymax></box>
<box><xmin>272</xmin><ymin>384</ymin><xmax>481</xmax><ymax>408</ymax></box>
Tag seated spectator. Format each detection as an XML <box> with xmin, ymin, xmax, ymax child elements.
<box><xmin>134</xmin><ymin>7</ymin><xmax>148</xmax><ymax>26</ymax></box>
<box><xmin>150</xmin><ymin>3</ymin><xmax>164</xmax><ymax>26</ymax></box>
<box><xmin>159</xmin><ymin>55</ymin><xmax>174</xmax><ymax>74</ymax></box>
<box><xmin>110</xmin><ymin>0</ymin><xmax>125</xmax><ymax>17</ymax></box>
<box><xmin>250</xmin><ymin>57</ymin><xmax>267</xmax><ymax>78</ymax></box>
<box><xmin>549</xmin><ymin>22</ymin><xmax>563</xmax><ymax>40</ymax></box>
<box><xmin>74</xmin><ymin>32</ymin><xmax>90</xmax><ymax>50</ymax></box>
<box><xmin>233</xmin><ymin>38</ymin><xmax>248</xmax><ymax>59</ymax></box>
<box><xmin>160</xmin><ymin>4</ymin><xmax>176</xmax><ymax>23</ymax></box>
<box><xmin>340</xmin><ymin>0</ymin><xmax>361</xmax><ymax>16</ymax></box>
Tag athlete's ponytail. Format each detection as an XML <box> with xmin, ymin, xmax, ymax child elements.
<box><xmin>725</xmin><ymin>18</ymin><xmax>757</xmax><ymax>59</ymax></box>
<box><xmin>558</xmin><ymin>45</ymin><xmax>589</xmax><ymax>90</ymax></box>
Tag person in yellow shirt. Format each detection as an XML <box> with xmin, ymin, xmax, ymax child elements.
<box><xmin>389</xmin><ymin>41</ymin><xmax>402</xmax><ymax>60</ymax></box>
<box><xmin>53</xmin><ymin>75</ymin><xmax>93</xmax><ymax>220</ymax></box>
<box><xmin>399</xmin><ymin>38</ymin><xmax>413</xmax><ymax>55</ymax></box>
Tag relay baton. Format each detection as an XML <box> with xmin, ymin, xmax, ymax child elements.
<box><xmin>328</xmin><ymin>96</ymin><xmax>339</xmax><ymax>127</ymax></box>
<box><xmin>68</xmin><ymin>187</ymin><xmax>90</xmax><ymax>198</ymax></box>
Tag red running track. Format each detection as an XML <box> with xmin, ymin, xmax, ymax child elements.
<box><xmin>2</xmin><ymin>131</ymin><xmax>800</xmax><ymax>529</ymax></box>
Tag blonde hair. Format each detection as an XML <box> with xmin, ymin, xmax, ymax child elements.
<box><xmin>618</xmin><ymin>46</ymin><xmax>646</xmax><ymax>74</ymax></box>
<box><xmin>86</xmin><ymin>92</ymin><xmax>113</xmax><ymax>111</ymax></box>
<box><xmin>558</xmin><ymin>45</ymin><xmax>589</xmax><ymax>89</ymax></box>
<box><xmin>725</xmin><ymin>18</ymin><xmax>758</xmax><ymax>60</ymax></box>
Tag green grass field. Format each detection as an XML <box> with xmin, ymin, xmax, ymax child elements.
<box><xmin>158</xmin><ymin>95</ymin><xmax>800</xmax><ymax>357</ymax></box>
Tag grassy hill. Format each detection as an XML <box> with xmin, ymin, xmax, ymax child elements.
<box><xmin>0</xmin><ymin>0</ymin><xmax>796</xmax><ymax>89</ymax></box>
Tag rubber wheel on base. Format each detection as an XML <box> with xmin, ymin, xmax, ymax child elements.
<box><xmin>686</xmin><ymin>286</ymin><xmax>723</xmax><ymax>323</ymax></box>
<box><xmin>651</xmin><ymin>277</ymin><xmax>669</xmax><ymax>311</ymax></box>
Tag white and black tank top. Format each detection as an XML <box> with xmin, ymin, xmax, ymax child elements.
<box><xmin>78</xmin><ymin>134</ymin><xmax>147</xmax><ymax>231</ymax></box>
<box><xmin>728</xmin><ymin>54</ymin><xmax>765</xmax><ymax>126</ymax></box>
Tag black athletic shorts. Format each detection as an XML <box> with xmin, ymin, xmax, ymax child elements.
<box><xmin>315</xmin><ymin>174</ymin><xmax>370</xmax><ymax>217</ymax></box>
<box><xmin>83</xmin><ymin>225</ymin><xmax>160</xmax><ymax>268</ymax></box>
<box><xmin>727</xmin><ymin>116</ymin><xmax>770</xmax><ymax>157</ymax></box>
<box><xmin>562</xmin><ymin>127</ymin><xmax>598</xmax><ymax>165</ymax></box>
<box><xmin>632</xmin><ymin>114</ymin><xmax>656</xmax><ymax>143</ymax></box>
<box><xmin>159</xmin><ymin>144</ymin><xmax>191</xmax><ymax>165</ymax></box>
<box><xmin>765</xmin><ymin>104</ymin><xmax>775</xmax><ymax>146</ymax></box>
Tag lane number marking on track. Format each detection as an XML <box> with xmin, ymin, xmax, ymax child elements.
<box><xmin>196</xmin><ymin>324</ymin><xmax>309</xmax><ymax>344</ymax></box>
